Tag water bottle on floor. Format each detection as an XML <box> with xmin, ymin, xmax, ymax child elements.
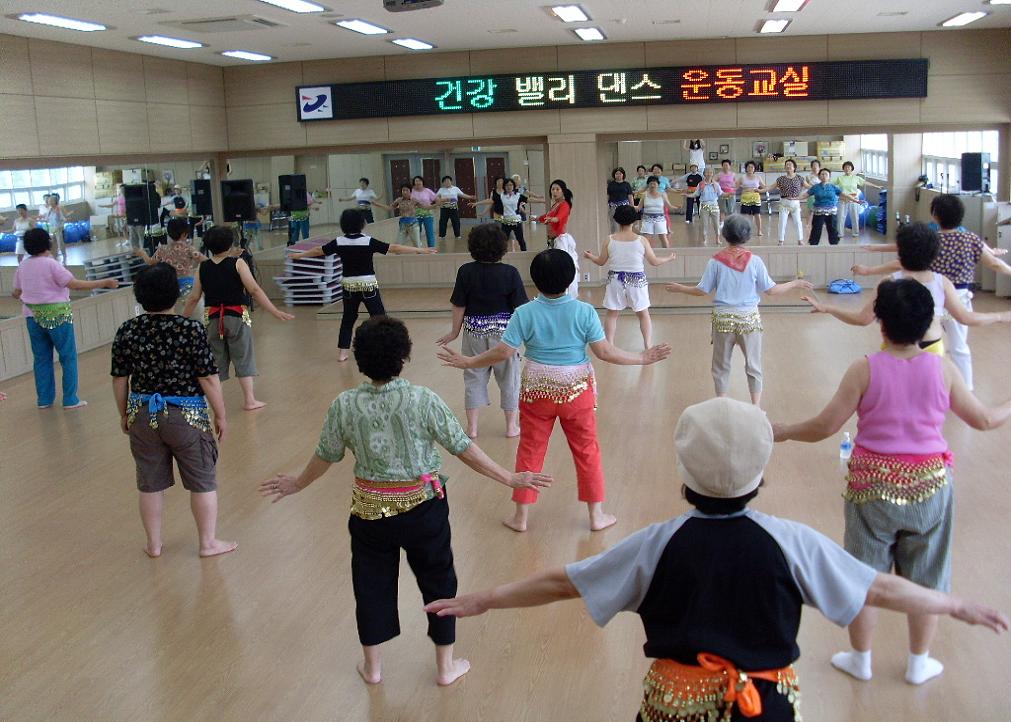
<box><xmin>839</xmin><ymin>432</ymin><xmax>853</xmax><ymax>461</ymax></box>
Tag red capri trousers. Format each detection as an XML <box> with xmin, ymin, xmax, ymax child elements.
<box><xmin>512</xmin><ymin>386</ymin><xmax>605</xmax><ymax>505</ymax></box>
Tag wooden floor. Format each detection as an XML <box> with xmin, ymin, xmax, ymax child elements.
<box><xmin>2</xmin><ymin>294</ymin><xmax>1010</xmax><ymax>722</ymax></box>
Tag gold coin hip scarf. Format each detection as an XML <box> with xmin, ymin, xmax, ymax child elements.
<box><xmin>844</xmin><ymin>448</ymin><xmax>952</xmax><ymax>505</ymax></box>
<box><xmin>341</xmin><ymin>278</ymin><xmax>380</xmax><ymax>293</ymax></box>
<box><xmin>640</xmin><ymin>656</ymin><xmax>801</xmax><ymax>722</ymax></box>
<box><xmin>350</xmin><ymin>473</ymin><xmax>446</xmax><ymax>521</ymax></box>
<box><xmin>126</xmin><ymin>392</ymin><xmax>211</xmax><ymax>433</ymax></box>
<box><xmin>711</xmin><ymin>310</ymin><xmax>763</xmax><ymax>335</ymax></box>
<box><xmin>520</xmin><ymin>360</ymin><xmax>595</xmax><ymax>405</ymax></box>
<box><xmin>26</xmin><ymin>302</ymin><xmax>73</xmax><ymax>330</ymax></box>
<box><xmin>740</xmin><ymin>191</ymin><xmax>762</xmax><ymax>206</ymax></box>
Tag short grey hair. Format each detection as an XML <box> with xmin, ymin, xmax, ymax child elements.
<box><xmin>722</xmin><ymin>214</ymin><xmax>752</xmax><ymax>245</ymax></box>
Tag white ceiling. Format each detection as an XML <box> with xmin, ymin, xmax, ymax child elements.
<box><xmin>1</xmin><ymin>1</ymin><xmax>1008</xmax><ymax>65</ymax></box>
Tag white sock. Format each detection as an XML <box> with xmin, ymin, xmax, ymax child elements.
<box><xmin>831</xmin><ymin>649</ymin><xmax>872</xmax><ymax>681</ymax></box>
<box><xmin>905</xmin><ymin>652</ymin><xmax>944</xmax><ymax>685</ymax></box>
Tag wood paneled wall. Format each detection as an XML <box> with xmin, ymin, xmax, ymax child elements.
<box><xmin>0</xmin><ymin>36</ymin><xmax>227</xmax><ymax>160</ymax></box>
<box><xmin>223</xmin><ymin>29</ymin><xmax>1011</xmax><ymax>153</ymax></box>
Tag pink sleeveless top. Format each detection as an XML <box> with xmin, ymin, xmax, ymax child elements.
<box><xmin>855</xmin><ymin>351</ymin><xmax>949</xmax><ymax>455</ymax></box>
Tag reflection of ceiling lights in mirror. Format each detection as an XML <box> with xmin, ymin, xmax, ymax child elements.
<box><xmin>391</xmin><ymin>38</ymin><xmax>434</xmax><ymax>50</ymax></box>
<box><xmin>256</xmin><ymin>0</ymin><xmax>325</xmax><ymax>12</ymax></box>
<box><xmin>940</xmin><ymin>11</ymin><xmax>987</xmax><ymax>26</ymax></box>
<box><xmin>877</xmin><ymin>11</ymin><xmax>908</xmax><ymax>16</ymax></box>
<box><xmin>771</xmin><ymin>0</ymin><xmax>807</xmax><ymax>12</ymax></box>
<box><xmin>17</xmin><ymin>13</ymin><xmax>106</xmax><ymax>32</ymax></box>
<box><xmin>573</xmin><ymin>26</ymin><xmax>605</xmax><ymax>41</ymax></box>
<box><xmin>222</xmin><ymin>50</ymin><xmax>274</xmax><ymax>61</ymax></box>
<box><xmin>550</xmin><ymin>5</ymin><xmax>590</xmax><ymax>23</ymax></box>
<box><xmin>487</xmin><ymin>28</ymin><xmax>518</xmax><ymax>33</ymax></box>
<box><xmin>136</xmin><ymin>35</ymin><xmax>204</xmax><ymax>48</ymax></box>
<box><xmin>759</xmin><ymin>19</ymin><xmax>791</xmax><ymax>33</ymax></box>
<box><xmin>335</xmin><ymin>19</ymin><xmax>390</xmax><ymax>35</ymax></box>
<box><xmin>651</xmin><ymin>19</ymin><xmax>681</xmax><ymax>25</ymax></box>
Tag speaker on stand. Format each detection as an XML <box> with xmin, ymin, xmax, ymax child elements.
<box><xmin>124</xmin><ymin>182</ymin><xmax>160</xmax><ymax>253</ymax></box>
<box><xmin>220</xmin><ymin>179</ymin><xmax>259</xmax><ymax>294</ymax></box>
<box><xmin>960</xmin><ymin>152</ymin><xmax>990</xmax><ymax>193</ymax></box>
<box><xmin>279</xmin><ymin>174</ymin><xmax>308</xmax><ymax>212</ymax></box>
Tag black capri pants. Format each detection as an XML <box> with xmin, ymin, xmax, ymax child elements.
<box><xmin>338</xmin><ymin>288</ymin><xmax>386</xmax><ymax>349</ymax></box>
<box><xmin>502</xmin><ymin>221</ymin><xmax>526</xmax><ymax>251</ymax></box>
<box><xmin>439</xmin><ymin>207</ymin><xmax>461</xmax><ymax>238</ymax></box>
<box><xmin>358</xmin><ymin>207</ymin><xmax>375</xmax><ymax>224</ymax></box>
<box><xmin>349</xmin><ymin>494</ymin><xmax>458</xmax><ymax>646</ymax></box>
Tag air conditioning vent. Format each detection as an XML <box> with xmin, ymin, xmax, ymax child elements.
<box><xmin>164</xmin><ymin>15</ymin><xmax>287</xmax><ymax>33</ymax></box>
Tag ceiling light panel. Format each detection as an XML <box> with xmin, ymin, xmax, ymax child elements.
<box><xmin>17</xmin><ymin>13</ymin><xmax>106</xmax><ymax>32</ymax></box>
<box><xmin>940</xmin><ymin>11</ymin><xmax>988</xmax><ymax>26</ymax></box>
<box><xmin>222</xmin><ymin>50</ymin><xmax>274</xmax><ymax>61</ymax></box>
<box><xmin>759</xmin><ymin>19</ymin><xmax>791</xmax><ymax>33</ymax></box>
<box><xmin>391</xmin><ymin>38</ymin><xmax>434</xmax><ymax>50</ymax></box>
<box><xmin>335</xmin><ymin>19</ymin><xmax>390</xmax><ymax>35</ymax></box>
<box><xmin>772</xmin><ymin>0</ymin><xmax>807</xmax><ymax>11</ymax></box>
<box><xmin>256</xmin><ymin>0</ymin><xmax>325</xmax><ymax>12</ymax></box>
<box><xmin>551</xmin><ymin>5</ymin><xmax>590</xmax><ymax>22</ymax></box>
<box><xmin>573</xmin><ymin>26</ymin><xmax>605</xmax><ymax>41</ymax></box>
<box><xmin>136</xmin><ymin>35</ymin><xmax>204</xmax><ymax>49</ymax></box>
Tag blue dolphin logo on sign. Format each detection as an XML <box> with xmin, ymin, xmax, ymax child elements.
<box><xmin>302</xmin><ymin>94</ymin><xmax>328</xmax><ymax>113</ymax></box>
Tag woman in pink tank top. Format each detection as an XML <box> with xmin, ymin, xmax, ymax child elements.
<box><xmin>774</xmin><ymin>278</ymin><xmax>1011</xmax><ymax>687</ymax></box>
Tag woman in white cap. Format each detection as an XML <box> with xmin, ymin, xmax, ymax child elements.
<box><xmin>425</xmin><ymin>397</ymin><xmax>1008</xmax><ymax>721</ymax></box>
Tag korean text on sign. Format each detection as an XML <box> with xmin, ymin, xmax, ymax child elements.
<box><xmin>680</xmin><ymin>65</ymin><xmax>811</xmax><ymax>101</ymax></box>
<box><xmin>435</xmin><ymin>78</ymin><xmax>498</xmax><ymax>111</ymax></box>
<box><xmin>515</xmin><ymin>75</ymin><xmax>577</xmax><ymax>107</ymax></box>
<box><xmin>597</xmin><ymin>72</ymin><xmax>664</xmax><ymax>103</ymax></box>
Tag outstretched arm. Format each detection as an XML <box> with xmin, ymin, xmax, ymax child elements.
<box><xmin>644</xmin><ymin>242</ymin><xmax>676</xmax><ymax>267</ymax></box>
<box><xmin>590</xmin><ymin>339</ymin><xmax>671</xmax><ymax>366</ymax></box>
<box><xmin>260</xmin><ymin>453</ymin><xmax>333</xmax><ymax>503</ymax></box>
<box><xmin>457</xmin><ymin>443</ymin><xmax>553</xmax><ymax>492</ymax></box>
<box><xmin>583</xmin><ymin>243</ymin><xmax>609</xmax><ymax>267</ymax></box>
<box><xmin>438</xmin><ymin>341</ymin><xmax>515</xmax><ymax>369</ymax></box>
<box><xmin>289</xmin><ymin>247</ymin><xmax>325</xmax><ymax>260</ymax></box>
<box><xmin>851</xmin><ymin>259</ymin><xmax>901</xmax><ymax>276</ymax></box>
<box><xmin>765</xmin><ymin>278</ymin><xmax>814</xmax><ymax>296</ymax></box>
<box><xmin>182</xmin><ymin>275</ymin><xmax>203</xmax><ymax>318</ymax></box>
<box><xmin>236</xmin><ymin>258</ymin><xmax>295</xmax><ymax>321</ymax></box>
<box><xmin>943</xmin><ymin>277</ymin><xmax>1011</xmax><ymax>327</ymax></box>
<box><xmin>946</xmin><ymin>356</ymin><xmax>1011</xmax><ymax>431</ymax></box>
<box><xmin>865</xmin><ymin>572</ymin><xmax>1008</xmax><ymax>633</ymax></box>
<box><xmin>981</xmin><ymin>247</ymin><xmax>1011</xmax><ymax>277</ymax></box>
<box><xmin>773</xmin><ymin>358</ymin><xmax>866</xmax><ymax>442</ymax></box>
<box><xmin>389</xmin><ymin>244</ymin><xmax>436</xmax><ymax>255</ymax></box>
<box><xmin>802</xmin><ymin>290</ymin><xmax>877</xmax><ymax>326</ymax></box>
<box><xmin>424</xmin><ymin>567</ymin><xmax>580</xmax><ymax>619</ymax></box>
<box><xmin>436</xmin><ymin>305</ymin><xmax>465</xmax><ymax>346</ymax></box>
<box><xmin>665</xmin><ymin>282</ymin><xmax>707</xmax><ymax>296</ymax></box>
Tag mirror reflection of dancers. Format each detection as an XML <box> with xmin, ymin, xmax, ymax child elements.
<box><xmin>717</xmin><ymin>160</ymin><xmax>738</xmax><ymax>225</ymax></box>
<box><xmin>648</xmin><ymin>163</ymin><xmax>673</xmax><ymax>234</ymax></box>
<box><xmin>605</xmin><ymin>167</ymin><xmax>634</xmax><ymax>233</ymax></box>
<box><xmin>338</xmin><ymin>178</ymin><xmax>381</xmax><ymax>224</ymax></box>
<box><xmin>737</xmin><ymin>161</ymin><xmax>767</xmax><ymax>238</ymax></box>
<box><xmin>683</xmin><ymin>137</ymin><xmax>707</xmax><ymax>172</ymax></box>
<box><xmin>261</xmin><ymin>317</ymin><xmax>552</xmax><ymax>688</ymax></box>
<box><xmin>630</xmin><ymin>164</ymin><xmax>649</xmax><ymax>206</ymax></box>
<box><xmin>438</xmin><ymin>249</ymin><xmax>671</xmax><ymax>533</ymax></box>
<box><xmin>290</xmin><ymin>209</ymin><xmax>436</xmax><ymax>362</ymax></box>
<box><xmin>373</xmin><ymin>184</ymin><xmax>423</xmax><ymax>248</ymax></box>
<box><xmin>684</xmin><ymin>168</ymin><xmax>722</xmax><ymax>245</ymax></box>
<box><xmin>411</xmin><ymin>176</ymin><xmax>439</xmax><ymax>248</ymax></box>
<box><xmin>803</xmin><ymin>159</ymin><xmax>822</xmax><ymax>235</ymax></box>
<box><xmin>472</xmin><ymin>176</ymin><xmax>505</xmax><ymax>224</ymax></box>
<box><xmin>436</xmin><ymin>223</ymin><xmax>527</xmax><ymax>438</ymax></box>
<box><xmin>634</xmin><ymin>176</ymin><xmax>672</xmax><ymax>249</ymax></box>
<box><xmin>498</xmin><ymin>178</ymin><xmax>528</xmax><ymax>252</ymax></box>
<box><xmin>435</xmin><ymin>175</ymin><xmax>476</xmax><ymax>245</ymax></box>
<box><xmin>531</xmin><ymin>179</ymin><xmax>579</xmax><ymax>298</ymax></box>
<box><xmin>775</xmin><ymin>159</ymin><xmax>805</xmax><ymax>246</ymax></box>
<box><xmin>584</xmin><ymin>205</ymin><xmax>676</xmax><ymax>349</ymax></box>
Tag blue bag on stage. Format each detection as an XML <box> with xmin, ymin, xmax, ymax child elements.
<box><xmin>827</xmin><ymin>279</ymin><xmax>862</xmax><ymax>294</ymax></box>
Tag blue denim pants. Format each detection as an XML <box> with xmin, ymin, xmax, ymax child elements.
<box><xmin>418</xmin><ymin>214</ymin><xmax>436</xmax><ymax>248</ymax></box>
<box><xmin>288</xmin><ymin>217</ymin><xmax>310</xmax><ymax>245</ymax></box>
<box><xmin>26</xmin><ymin>318</ymin><xmax>79</xmax><ymax>407</ymax></box>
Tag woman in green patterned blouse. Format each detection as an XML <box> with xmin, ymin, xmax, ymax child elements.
<box><xmin>261</xmin><ymin>317</ymin><xmax>551</xmax><ymax>687</ymax></box>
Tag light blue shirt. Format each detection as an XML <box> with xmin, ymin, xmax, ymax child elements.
<box><xmin>694</xmin><ymin>181</ymin><xmax>722</xmax><ymax>203</ymax></box>
<box><xmin>698</xmin><ymin>255</ymin><xmax>776</xmax><ymax>308</ymax></box>
<box><xmin>502</xmin><ymin>294</ymin><xmax>605</xmax><ymax>365</ymax></box>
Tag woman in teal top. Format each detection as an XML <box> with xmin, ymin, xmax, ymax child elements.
<box><xmin>439</xmin><ymin>249</ymin><xmax>670</xmax><ymax>534</ymax></box>
<box><xmin>803</xmin><ymin>169</ymin><xmax>858</xmax><ymax>246</ymax></box>
<box><xmin>262</xmin><ymin>317</ymin><xmax>551</xmax><ymax>688</ymax></box>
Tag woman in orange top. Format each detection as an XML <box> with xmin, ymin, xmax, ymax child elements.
<box><xmin>533</xmin><ymin>179</ymin><xmax>578</xmax><ymax>298</ymax></box>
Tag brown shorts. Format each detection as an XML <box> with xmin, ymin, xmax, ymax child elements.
<box><xmin>129</xmin><ymin>407</ymin><xmax>218</xmax><ymax>493</ymax></box>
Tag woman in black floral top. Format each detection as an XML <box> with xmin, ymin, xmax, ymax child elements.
<box><xmin>111</xmin><ymin>263</ymin><xmax>236</xmax><ymax>558</ymax></box>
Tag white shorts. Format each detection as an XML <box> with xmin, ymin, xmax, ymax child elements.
<box><xmin>15</xmin><ymin>237</ymin><xmax>25</xmax><ymax>255</ymax></box>
<box><xmin>640</xmin><ymin>213</ymin><xmax>668</xmax><ymax>235</ymax></box>
<box><xmin>603</xmin><ymin>272</ymin><xmax>650</xmax><ymax>312</ymax></box>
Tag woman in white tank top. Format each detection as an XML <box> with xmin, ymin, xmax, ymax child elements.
<box><xmin>634</xmin><ymin>176</ymin><xmax>673</xmax><ymax>249</ymax></box>
<box><xmin>583</xmin><ymin>204</ymin><xmax>677</xmax><ymax>349</ymax></box>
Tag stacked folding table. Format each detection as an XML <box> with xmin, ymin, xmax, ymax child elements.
<box><xmin>274</xmin><ymin>238</ymin><xmax>343</xmax><ymax>306</ymax></box>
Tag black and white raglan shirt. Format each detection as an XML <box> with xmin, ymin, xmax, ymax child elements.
<box><xmin>566</xmin><ymin>509</ymin><xmax>877</xmax><ymax>718</ymax></box>
<box><xmin>320</xmin><ymin>234</ymin><xmax>390</xmax><ymax>286</ymax></box>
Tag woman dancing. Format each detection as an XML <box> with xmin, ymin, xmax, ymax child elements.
<box><xmin>605</xmin><ymin>167</ymin><xmax>634</xmax><ymax>233</ymax></box>
<box><xmin>534</xmin><ymin>179</ymin><xmax>579</xmax><ymax>297</ymax></box>
<box><xmin>438</xmin><ymin>249</ymin><xmax>671</xmax><ymax>533</ymax></box>
<box><xmin>584</xmin><ymin>204</ymin><xmax>676</xmax><ymax>349</ymax></box>
<box><xmin>473</xmin><ymin>176</ymin><xmax>505</xmax><ymax>224</ymax></box>
<box><xmin>262</xmin><ymin>317</ymin><xmax>551</xmax><ymax>687</ymax></box>
<box><xmin>686</xmin><ymin>168</ymin><xmax>722</xmax><ymax>244</ymax></box>
<box><xmin>683</xmin><ymin>137</ymin><xmax>707</xmax><ymax>172</ymax></box>
<box><xmin>775</xmin><ymin>158</ymin><xmax>805</xmax><ymax>246</ymax></box>
<box><xmin>717</xmin><ymin>160</ymin><xmax>738</xmax><ymax>223</ymax></box>
<box><xmin>435</xmin><ymin>175</ymin><xmax>476</xmax><ymax>245</ymax></box>
<box><xmin>499</xmin><ymin>178</ymin><xmax>528</xmax><ymax>252</ymax></box>
<box><xmin>737</xmin><ymin>161</ymin><xmax>767</xmax><ymax>238</ymax></box>
<box><xmin>634</xmin><ymin>175</ymin><xmax>672</xmax><ymax>249</ymax></box>
<box><xmin>775</xmin><ymin>277</ymin><xmax>1011</xmax><ymax>685</ymax></box>
<box><xmin>411</xmin><ymin>176</ymin><xmax>439</xmax><ymax>248</ymax></box>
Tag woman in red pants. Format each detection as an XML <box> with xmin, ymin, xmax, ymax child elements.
<box><xmin>439</xmin><ymin>249</ymin><xmax>670</xmax><ymax>533</ymax></box>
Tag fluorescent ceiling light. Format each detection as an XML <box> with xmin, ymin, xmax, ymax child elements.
<box><xmin>985</xmin><ymin>1</ymin><xmax>1011</xmax><ymax>5</ymax></box>
<box><xmin>759</xmin><ymin>19</ymin><xmax>791</xmax><ymax>33</ymax></box>
<box><xmin>391</xmin><ymin>38</ymin><xmax>434</xmax><ymax>50</ymax></box>
<box><xmin>17</xmin><ymin>12</ymin><xmax>106</xmax><ymax>32</ymax></box>
<box><xmin>941</xmin><ymin>11</ymin><xmax>988</xmax><ymax>26</ymax></box>
<box><xmin>573</xmin><ymin>26</ymin><xmax>605</xmax><ymax>41</ymax></box>
<box><xmin>136</xmin><ymin>35</ymin><xmax>204</xmax><ymax>49</ymax></box>
<box><xmin>222</xmin><ymin>50</ymin><xmax>274</xmax><ymax>61</ymax></box>
<box><xmin>335</xmin><ymin>19</ymin><xmax>389</xmax><ymax>35</ymax></box>
<box><xmin>772</xmin><ymin>0</ymin><xmax>806</xmax><ymax>11</ymax></box>
<box><xmin>256</xmin><ymin>0</ymin><xmax>326</xmax><ymax>12</ymax></box>
<box><xmin>551</xmin><ymin>5</ymin><xmax>590</xmax><ymax>22</ymax></box>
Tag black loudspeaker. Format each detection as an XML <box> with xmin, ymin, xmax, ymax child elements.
<box><xmin>191</xmin><ymin>178</ymin><xmax>213</xmax><ymax>216</ymax></box>
<box><xmin>221</xmin><ymin>179</ymin><xmax>256</xmax><ymax>222</ymax></box>
<box><xmin>279</xmin><ymin>174</ymin><xmax>308</xmax><ymax>212</ymax></box>
<box><xmin>124</xmin><ymin>183</ymin><xmax>159</xmax><ymax>226</ymax></box>
<box><xmin>960</xmin><ymin>152</ymin><xmax>990</xmax><ymax>192</ymax></box>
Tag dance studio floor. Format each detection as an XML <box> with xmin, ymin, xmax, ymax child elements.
<box><xmin>2</xmin><ymin>295</ymin><xmax>1009</xmax><ymax>721</ymax></box>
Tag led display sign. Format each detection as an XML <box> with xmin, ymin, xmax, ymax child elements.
<box><xmin>296</xmin><ymin>59</ymin><xmax>928</xmax><ymax>122</ymax></box>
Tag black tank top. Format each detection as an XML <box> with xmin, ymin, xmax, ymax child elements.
<box><xmin>199</xmin><ymin>257</ymin><xmax>248</xmax><ymax>309</ymax></box>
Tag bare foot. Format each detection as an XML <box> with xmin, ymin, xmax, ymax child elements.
<box><xmin>590</xmin><ymin>513</ymin><xmax>617</xmax><ymax>532</ymax></box>
<box><xmin>199</xmin><ymin>540</ymin><xmax>238</xmax><ymax>557</ymax></box>
<box><xmin>437</xmin><ymin>658</ymin><xmax>471</xmax><ymax>686</ymax></box>
<box><xmin>466</xmin><ymin>429</ymin><xmax>478</xmax><ymax>439</ymax></box>
<box><xmin>502</xmin><ymin>518</ymin><xmax>527</xmax><ymax>533</ymax></box>
<box><xmin>144</xmin><ymin>545</ymin><xmax>162</xmax><ymax>558</ymax></box>
<box><xmin>338</xmin><ymin>352</ymin><xmax>350</xmax><ymax>362</ymax></box>
<box><xmin>243</xmin><ymin>401</ymin><xmax>267</xmax><ymax>411</ymax></box>
<box><xmin>63</xmin><ymin>400</ymin><xmax>88</xmax><ymax>410</ymax></box>
<box><xmin>505</xmin><ymin>426</ymin><xmax>521</xmax><ymax>438</ymax></box>
<box><xmin>357</xmin><ymin>661</ymin><xmax>382</xmax><ymax>685</ymax></box>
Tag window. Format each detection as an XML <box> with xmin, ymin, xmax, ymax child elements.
<box><xmin>922</xmin><ymin>130</ymin><xmax>999</xmax><ymax>194</ymax></box>
<box><xmin>0</xmin><ymin>166</ymin><xmax>86</xmax><ymax>213</ymax></box>
<box><xmin>859</xmin><ymin>134</ymin><xmax>888</xmax><ymax>181</ymax></box>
